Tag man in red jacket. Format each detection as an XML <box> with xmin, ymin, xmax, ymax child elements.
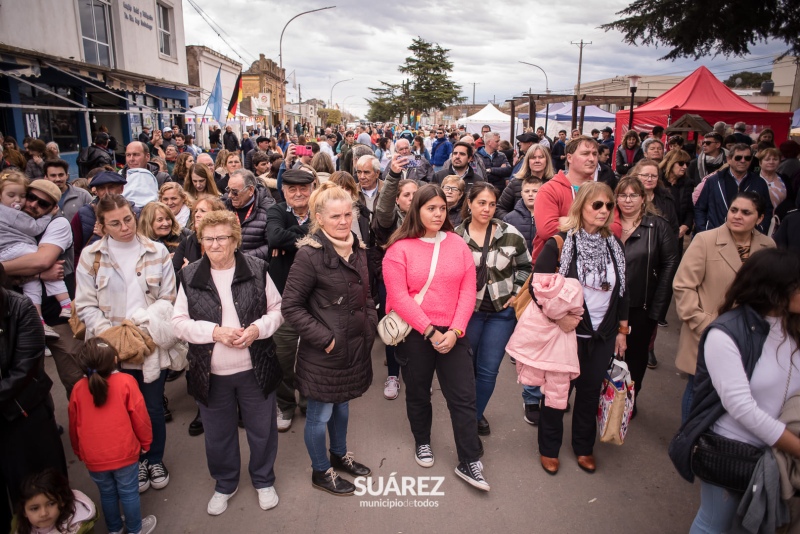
<box><xmin>531</xmin><ymin>136</ymin><xmax>599</xmax><ymax>261</ymax></box>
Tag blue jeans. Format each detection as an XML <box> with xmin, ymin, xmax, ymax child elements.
<box><xmin>89</xmin><ymin>462</ymin><xmax>141</xmax><ymax>533</ymax></box>
<box><xmin>467</xmin><ymin>306</ymin><xmax>517</xmax><ymax>420</ymax></box>
<box><xmin>690</xmin><ymin>480</ymin><xmax>741</xmax><ymax>533</ymax></box>
<box><xmin>682</xmin><ymin>374</ymin><xmax>695</xmax><ymax>424</ymax></box>
<box><xmin>121</xmin><ymin>368</ymin><xmax>167</xmax><ymax>464</ymax></box>
<box><xmin>304</xmin><ymin>399</ymin><xmax>349</xmax><ymax>472</ymax></box>
<box><xmin>522</xmin><ymin>385</ymin><xmax>543</xmax><ymax>405</ymax></box>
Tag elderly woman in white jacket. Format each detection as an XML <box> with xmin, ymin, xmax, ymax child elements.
<box><xmin>75</xmin><ymin>193</ymin><xmax>178</xmax><ymax>494</ymax></box>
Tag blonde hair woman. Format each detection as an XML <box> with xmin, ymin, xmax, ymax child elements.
<box><xmin>496</xmin><ymin>144</ymin><xmax>554</xmax><ymax>219</ymax></box>
<box><xmin>137</xmin><ymin>201</ymin><xmax>189</xmax><ymax>271</ymax></box>
<box><xmin>158</xmin><ymin>182</ymin><xmax>191</xmax><ymax>228</ymax></box>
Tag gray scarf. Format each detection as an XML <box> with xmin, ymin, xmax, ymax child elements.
<box><xmin>697</xmin><ymin>151</ymin><xmax>725</xmax><ymax>178</ymax></box>
<box><xmin>559</xmin><ymin>228</ymin><xmax>626</xmax><ymax>297</ymax></box>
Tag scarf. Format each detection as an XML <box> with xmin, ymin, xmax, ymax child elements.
<box><xmin>559</xmin><ymin>228</ymin><xmax>626</xmax><ymax>297</ymax></box>
<box><xmin>697</xmin><ymin>151</ymin><xmax>725</xmax><ymax>178</ymax></box>
<box><xmin>322</xmin><ymin>230</ymin><xmax>354</xmax><ymax>260</ymax></box>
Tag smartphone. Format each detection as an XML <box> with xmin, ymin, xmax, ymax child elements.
<box><xmin>295</xmin><ymin>144</ymin><xmax>313</xmax><ymax>157</ymax></box>
<box><xmin>406</xmin><ymin>154</ymin><xmax>422</xmax><ymax>168</ymax></box>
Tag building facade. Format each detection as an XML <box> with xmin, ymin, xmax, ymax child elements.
<box><xmin>241</xmin><ymin>54</ymin><xmax>284</xmax><ymax>129</ymax></box>
<box><xmin>185</xmin><ymin>45</ymin><xmax>241</xmax><ymax>108</ymax></box>
<box><xmin>0</xmin><ymin>0</ymin><xmax>194</xmax><ymax>176</ymax></box>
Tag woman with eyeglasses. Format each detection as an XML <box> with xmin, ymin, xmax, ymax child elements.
<box><xmin>172</xmin><ymin>210</ymin><xmax>284</xmax><ymax>514</ymax></box>
<box><xmin>630</xmin><ymin>159</ymin><xmax>679</xmax><ymax>236</ymax></box>
<box><xmin>534</xmin><ymin>181</ymin><xmax>628</xmax><ymax>475</ymax></box>
<box><xmin>673</xmin><ymin>191</ymin><xmax>775</xmax><ymax>422</ymax></box>
<box><xmin>441</xmin><ymin>175</ymin><xmax>466</xmax><ymax>227</ymax></box>
<box><xmin>615</xmin><ymin>177</ymin><xmax>678</xmax><ymax>416</ymax></box>
<box><xmin>757</xmin><ymin>147</ymin><xmax>792</xmax><ymax>234</ymax></box>
<box><xmin>659</xmin><ymin>150</ymin><xmax>695</xmax><ymax>248</ymax></box>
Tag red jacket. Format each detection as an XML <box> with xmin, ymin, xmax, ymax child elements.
<box><xmin>69</xmin><ymin>372</ymin><xmax>152</xmax><ymax>472</ymax></box>
<box><xmin>532</xmin><ymin>172</ymin><xmax>575</xmax><ymax>262</ymax></box>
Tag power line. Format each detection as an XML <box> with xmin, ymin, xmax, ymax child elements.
<box><xmin>185</xmin><ymin>0</ymin><xmax>257</xmax><ymax>65</ymax></box>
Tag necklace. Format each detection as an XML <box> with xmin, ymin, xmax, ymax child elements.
<box><xmin>621</xmin><ymin>217</ymin><xmax>641</xmax><ymax>235</ymax></box>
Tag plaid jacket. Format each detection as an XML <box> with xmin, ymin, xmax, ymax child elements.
<box><xmin>455</xmin><ymin>217</ymin><xmax>532</xmax><ymax>312</ymax></box>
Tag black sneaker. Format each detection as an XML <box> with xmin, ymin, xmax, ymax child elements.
<box><xmin>455</xmin><ymin>460</ymin><xmax>490</xmax><ymax>491</ymax></box>
<box><xmin>648</xmin><ymin>350</ymin><xmax>658</xmax><ymax>369</ymax></box>
<box><xmin>524</xmin><ymin>403</ymin><xmax>541</xmax><ymax>426</ymax></box>
<box><xmin>311</xmin><ymin>468</ymin><xmax>354</xmax><ymax>496</ymax></box>
<box><xmin>477</xmin><ymin>416</ymin><xmax>491</xmax><ymax>436</ymax></box>
<box><xmin>658</xmin><ymin>320</ymin><xmax>669</xmax><ymax>327</ymax></box>
<box><xmin>189</xmin><ymin>409</ymin><xmax>204</xmax><ymax>436</ymax></box>
<box><xmin>148</xmin><ymin>462</ymin><xmax>169</xmax><ymax>489</ymax></box>
<box><xmin>415</xmin><ymin>444</ymin><xmax>434</xmax><ymax>468</ymax></box>
<box><xmin>138</xmin><ymin>460</ymin><xmax>150</xmax><ymax>493</ymax></box>
<box><xmin>163</xmin><ymin>395</ymin><xmax>172</xmax><ymax>423</ymax></box>
<box><xmin>166</xmin><ymin>369</ymin><xmax>184</xmax><ymax>382</ymax></box>
<box><xmin>330</xmin><ymin>452</ymin><xmax>371</xmax><ymax>477</ymax></box>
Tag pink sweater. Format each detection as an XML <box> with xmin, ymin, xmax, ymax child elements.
<box><xmin>383</xmin><ymin>233</ymin><xmax>476</xmax><ymax>335</ymax></box>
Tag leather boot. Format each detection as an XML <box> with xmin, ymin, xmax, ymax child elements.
<box><xmin>312</xmin><ymin>468</ymin><xmax>355</xmax><ymax>496</ymax></box>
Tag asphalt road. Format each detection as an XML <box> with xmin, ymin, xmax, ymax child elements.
<box><xmin>50</xmin><ymin>303</ymin><xmax>699</xmax><ymax>534</ymax></box>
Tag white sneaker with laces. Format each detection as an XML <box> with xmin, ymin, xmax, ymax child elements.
<box><xmin>455</xmin><ymin>460</ymin><xmax>490</xmax><ymax>491</ymax></box>
<box><xmin>43</xmin><ymin>323</ymin><xmax>60</xmax><ymax>339</ymax></box>
<box><xmin>59</xmin><ymin>306</ymin><xmax>72</xmax><ymax>319</ymax></box>
<box><xmin>276</xmin><ymin>406</ymin><xmax>292</xmax><ymax>432</ymax></box>
<box><xmin>383</xmin><ymin>376</ymin><xmax>400</xmax><ymax>400</ymax></box>
<box><xmin>147</xmin><ymin>461</ymin><xmax>169</xmax><ymax>489</ymax></box>
<box><xmin>207</xmin><ymin>488</ymin><xmax>237</xmax><ymax>516</ymax></box>
<box><xmin>257</xmin><ymin>486</ymin><xmax>279</xmax><ymax>510</ymax></box>
<box><xmin>138</xmin><ymin>461</ymin><xmax>150</xmax><ymax>493</ymax></box>
<box><xmin>136</xmin><ymin>514</ymin><xmax>157</xmax><ymax>534</ymax></box>
<box><xmin>415</xmin><ymin>444</ymin><xmax>434</xmax><ymax>468</ymax></box>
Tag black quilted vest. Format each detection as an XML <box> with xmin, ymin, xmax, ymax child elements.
<box><xmin>181</xmin><ymin>251</ymin><xmax>282</xmax><ymax>406</ymax></box>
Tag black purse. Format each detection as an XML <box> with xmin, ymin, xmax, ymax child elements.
<box><xmin>690</xmin><ymin>431</ymin><xmax>765</xmax><ymax>493</ymax></box>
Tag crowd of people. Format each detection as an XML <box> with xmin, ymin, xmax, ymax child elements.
<box><xmin>2</xmin><ymin>116</ymin><xmax>800</xmax><ymax>533</ymax></box>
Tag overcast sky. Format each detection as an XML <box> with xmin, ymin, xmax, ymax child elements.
<box><xmin>182</xmin><ymin>0</ymin><xmax>786</xmax><ymax>117</ymax></box>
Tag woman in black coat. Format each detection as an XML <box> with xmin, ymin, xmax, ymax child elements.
<box><xmin>660</xmin><ymin>150</ymin><xmax>694</xmax><ymax>250</ymax></box>
<box><xmin>615</xmin><ymin>177</ymin><xmax>678</xmax><ymax>413</ymax></box>
<box><xmin>281</xmin><ymin>183</ymin><xmax>377</xmax><ymax>497</ymax></box>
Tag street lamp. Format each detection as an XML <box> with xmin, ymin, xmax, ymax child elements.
<box><xmin>519</xmin><ymin>61</ymin><xmax>550</xmax><ymax>134</ymax></box>
<box><xmin>279</xmin><ymin>6</ymin><xmax>336</xmax><ymax>124</ymax></box>
<box><xmin>628</xmin><ymin>75</ymin><xmax>641</xmax><ymax>131</ymax></box>
<box><xmin>329</xmin><ymin>78</ymin><xmax>353</xmax><ymax>109</ymax></box>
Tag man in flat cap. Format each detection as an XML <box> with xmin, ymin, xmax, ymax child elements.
<box><xmin>266</xmin><ymin>168</ymin><xmax>316</xmax><ymax>432</ymax></box>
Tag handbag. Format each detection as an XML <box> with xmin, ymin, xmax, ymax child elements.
<box><xmin>377</xmin><ymin>232</ymin><xmax>441</xmax><ymax>346</ymax></box>
<box><xmin>597</xmin><ymin>358</ymin><xmax>635</xmax><ymax>445</ymax></box>
<box><xmin>513</xmin><ymin>234</ymin><xmax>564</xmax><ymax>319</ymax></box>
<box><xmin>69</xmin><ymin>251</ymin><xmax>101</xmax><ymax>340</ymax></box>
<box><xmin>690</xmin><ymin>431</ymin><xmax>765</xmax><ymax>492</ymax></box>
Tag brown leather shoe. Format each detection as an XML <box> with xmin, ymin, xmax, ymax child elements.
<box><xmin>577</xmin><ymin>455</ymin><xmax>596</xmax><ymax>473</ymax></box>
<box><xmin>540</xmin><ymin>456</ymin><xmax>559</xmax><ymax>475</ymax></box>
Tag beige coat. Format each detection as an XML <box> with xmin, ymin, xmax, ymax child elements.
<box><xmin>673</xmin><ymin>224</ymin><xmax>774</xmax><ymax>374</ymax></box>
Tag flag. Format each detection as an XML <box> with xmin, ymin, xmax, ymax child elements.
<box><xmin>208</xmin><ymin>67</ymin><xmax>224</xmax><ymax>124</ymax></box>
<box><xmin>288</xmin><ymin>70</ymin><xmax>297</xmax><ymax>90</ymax></box>
<box><xmin>227</xmin><ymin>73</ymin><xmax>243</xmax><ymax>119</ymax></box>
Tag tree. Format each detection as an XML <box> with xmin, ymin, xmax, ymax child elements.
<box><xmin>723</xmin><ymin>71</ymin><xmax>772</xmax><ymax>88</ymax></box>
<box><xmin>600</xmin><ymin>0</ymin><xmax>800</xmax><ymax>60</ymax></box>
<box><xmin>317</xmin><ymin>108</ymin><xmax>342</xmax><ymax>126</ymax></box>
<box><xmin>366</xmin><ymin>37</ymin><xmax>465</xmax><ymax>123</ymax></box>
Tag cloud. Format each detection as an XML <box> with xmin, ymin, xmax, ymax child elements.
<box><xmin>182</xmin><ymin>0</ymin><xmax>786</xmax><ymax>116</ymax></box>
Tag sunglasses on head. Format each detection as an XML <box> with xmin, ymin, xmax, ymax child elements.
<box><xmin>26</xmin><ymin>191</ymin><xmax>54</xmax><ymax>210</ymax></box>
<box><xmin>590</xmin><ymin>200</ymin><xmax>614</xmax><ymax>211</ymax></box>
<box><xmin>733</xmin><ymin>155</ymin><xmax>753</xmax><ymax>162</ymax></box>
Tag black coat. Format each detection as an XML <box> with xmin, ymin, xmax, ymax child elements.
<box><xmin>495</xmin><ymin>177</ymin><xmax>525</xmax><ymax>219</ymax></box>
<box><xmin>223</xmin><ymin>131</ymin><xmax>239</xmax><ymax>152</ymax></box>
<box><xmin>663</xmin><ymin>176</ymin><xmax>694</xmax><ymax>231</ymax></box>
<box><xmin>774</xmin><ymin>209</ymin><xmax>800</xmax><ymax>252</ymax></box>
<box><xmin>225</xmin><ymin>186</ymin><xmax>275</xmax><ymax>261</ymax></box>
<box><xmin>0</xmin><ymin>289</ymin><xmax>52</xmax><ymax>421</ymax></box>
<box><xmin>181</xmin><ymin>252</ymin><xmax>282</xmax><ymax>406</ymax></box>
<box><xmin>621</xmin><ymin>215</ymin><xmax>679</xmax><ymax>320</ymax></box>
<box><xmin>615</xmin><ymin>145</ymin><xmax>644</xmax><ymax>176</ymax></box>
<box><xmin>266</xmin><ymin>202</ymin><xmax>310</xmax><ymax>294</ymax></box>
<box><xmin>281</xmin><ymin>232</ymin><xmax>377</xmax><ymax>404</ymax></box>
<box><xmin>502</xmin><ymin>199</ymin><xmax>535</xmax><ymax>249</ymax></box>
<box><xmin>651</xmin><ymin>187</ymin><xmax>680</xmax><ymax>235</ymax></box>
<box><xmin>173</xmin><ymin>232</ymin><xmax>202</xmax><ymax>277</ymax></box>
<box><xmin>433</xmin><ymin>165</ymin><xmax>484</xmax><ymax>191</ymax></box>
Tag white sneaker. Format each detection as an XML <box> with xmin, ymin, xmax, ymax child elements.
<box><xmin>207</xmin><ymin>488</ymin><xmax>237</xmax><ymax>516</ymax></box>
<box><xmin>135</xmin><ymin>514</ymin><xmax>157</xmax><ymax>534</ymax></box>
<box><xmin>59</xmin><ymin>306</ymin><xmax>72</xmax><ymax>319</ymax></box>
<box><xmin>383</xmin><ymin>376</ymin><xmax>400</xmax><ymax>400</ymax></box>
<box><xmin>257</xmin><ymin>486</ymin><xmax>279</xmax><ymax>510</ymax></box>
<box><xmin>276</xmin><ymin>406</ymin><xmax>292</xmax><ymax>433</ymax></box>
<box><xmin>43</xmin><ymin>323</ymin><xmax>60</xmax><ymax>339</ymax></box>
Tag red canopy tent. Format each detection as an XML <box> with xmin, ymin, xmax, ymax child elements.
<box><xmin>614</xmin><ymin>66</ymin><xmax>792</xmax><ymax>146</ymax></box>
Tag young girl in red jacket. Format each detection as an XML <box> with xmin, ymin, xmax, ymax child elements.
<box><xmin>68</xmin><ymin>338</ymin><xmax>157</xmax><ymax>534</ymax></box>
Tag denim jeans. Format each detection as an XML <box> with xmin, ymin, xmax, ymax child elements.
<box><xmin>304</xmin><ymin>399</ymin><xmax>349</xmax><ymax>472</ymax></box>
<box><xmin>690</xmin><ymin>480</ymin><xmax>741</xmax><ymax>533</ymax></box>
<box><xmin>682</xmin><ymin>374</ymin><xmax>695</xmax><ymax>424</ymax></box>
<box><xmin>522</xmin><ymin>385</ymin><xmax>543</xmax><ymax>405</ymax></box>
<box><xmin>121</xmin><ymin>368</ymin><xmax>167</xmax><ymax>464</ymax></box>
<box><xmin>89</xmin><ymin>462</ymin><xmax>141</xmax><ymax>534</ymax></box>
<box><xmin>467</xmin><ymin>306</ymin><xmax>517</xmax><ymax>420</ymax></box>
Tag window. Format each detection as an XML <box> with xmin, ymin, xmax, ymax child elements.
<box><xmin>157</xmin><ymin>4</ymin><xmax>172</xmax><ymax>57</ymax></box>
<box><xmin>79</xmin><ymin>0</ymin><xmax>113</xmax><ymax>67</ymax></box>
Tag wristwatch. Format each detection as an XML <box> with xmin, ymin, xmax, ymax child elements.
<box><xmin>618</xmin><ymin>325</ymin><xmax>631</xmax><ymax>335</ymax></box>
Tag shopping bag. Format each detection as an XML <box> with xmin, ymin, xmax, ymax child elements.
<box><xmin>597</xmin><ymin>358</ymin><xmax>635</xmax><ymax>445</ymax></box>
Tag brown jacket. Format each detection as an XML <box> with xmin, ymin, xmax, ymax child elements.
<box><xmin>673</xmin><ymin>225</ymin><xmax>774</xmax><ymax>374</ymax></box>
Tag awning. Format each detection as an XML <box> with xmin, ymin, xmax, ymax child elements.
<box><xmin>106</xmin><ymin>75</ymin><xmax>147</xmax><ymax>94</ymax></box>
<box><xmin>0</xmin><ymin>53</ymin><xmax>40</xmax><ymax>77</ymax></box>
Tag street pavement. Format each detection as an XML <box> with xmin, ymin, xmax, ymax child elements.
<box><xmin>50</xmin><ymin>303</ymin><xmax>699</xmax><ymax>533</ymax></box>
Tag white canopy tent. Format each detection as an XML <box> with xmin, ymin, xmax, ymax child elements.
<box><xmin>186</xmin><ymin>104</ymin><xmax>253</xmax><ymax>149</ymax></box>
<box><xmin>458</xmin><ymin>104</ymin><xmax>524</xmax><ymax>141</ymax></box>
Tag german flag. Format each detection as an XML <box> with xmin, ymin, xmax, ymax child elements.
<box><xmin>227</xmin><ymin>73</ymin><xmax>243</xmax><ymax>119</ymax></box>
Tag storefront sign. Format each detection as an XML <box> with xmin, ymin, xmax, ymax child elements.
<box><xmin>123</xmin><ymin>2</ymin><xmax>154</xmax><ymax>31</ymax></box>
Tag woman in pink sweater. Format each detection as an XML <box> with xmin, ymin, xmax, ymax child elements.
<box><xmin>383</xmin><ymin>184</ymin><xmax>488</xmax><ymax>492</ymax></box>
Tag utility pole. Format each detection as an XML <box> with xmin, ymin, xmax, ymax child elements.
<box><xmin>570</xmin><ymin>39</ymin><xmax>592</xmax><ymax>131</ymax></box>
<box><xmin>467</xmin><ymin>82</ymin><xmax>479</xmax><ymax>105</ymax></box>
<box><xmin>298</xmin><ymin>84</ymin><xmax>302</xmax><ymax>125</ymax></box>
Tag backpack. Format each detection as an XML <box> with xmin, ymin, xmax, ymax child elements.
<box><xmin>76</xmin><ymin>146</ymin><xmax>112</xmax><ymax>177</ymax></box>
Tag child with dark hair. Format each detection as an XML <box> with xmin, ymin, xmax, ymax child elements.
<box><xmin>68</xmin><ymin>338</ymin><xmax>156</xmax><ymax>534</ymax></box>
<box><xmin>11</xmin><ymin>468</ymin><xmax>96</xmax><ymax>534</ymax></box>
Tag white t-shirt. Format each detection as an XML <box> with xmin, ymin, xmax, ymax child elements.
<box><xmin>107</xmin><ymin>237</ymin><xmax>147</xmax><ymax>317</ymax></box>
<box><xmin>581</xmin><ymin>260</ymin><xmax>615</xmax><ymax>332</ymax></box>
<box><xmin>39</xmin><ymin>217</ymin><xmax>73</xmax><ymax>252</ymax></box>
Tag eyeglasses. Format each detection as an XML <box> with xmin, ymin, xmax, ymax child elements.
<box><xmin>442</xmin><ymin>186</ymin><xmax>460</xmax><ymax>193</ymax></box>
<box><xmin>201</xmin><ymin>235</ymin><xmax>232</xmax><ymax>245</ymax></box>
<box><xmin>590</xmin><ymin>201</ymin><xmax>615</xmax><ymax>211</ymax></box>
<box><xmin>225</xmin><ymin>185</ymin><xmax>252</xmax><ymax>197</ymax></box>
<box><xmin>676</xmin><ymin>161</ymin><xmax>688</xmax><ymax>166</ymax></box>
<box><xmin>638</xmin><ymin>173</ymin><xmax>659</xmax><ymax>180</ymax></box>
<box><xmin>25</xmin><ymin>192</ymin><xmax>54</xmax><ymax>210</ymax></box>
<box><xmin>616</xmin><ymin>193</ymin><xmax>641</xmax><ymax>201</ymax></box>
<box><xmin>436</xmin><ymin>132</ymin><xmax>444</xmax><ymax>135</ymax></box>
<box><xmin>733</xmin><ymin>155</ymin><xmax>753</xmax><ymax>162</ymax></box>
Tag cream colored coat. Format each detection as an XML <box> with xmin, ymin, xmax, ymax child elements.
<box><xmin>672</xmin><ymin>224</ymin><xmax>774</xmax><ymax>374</ymax></box>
